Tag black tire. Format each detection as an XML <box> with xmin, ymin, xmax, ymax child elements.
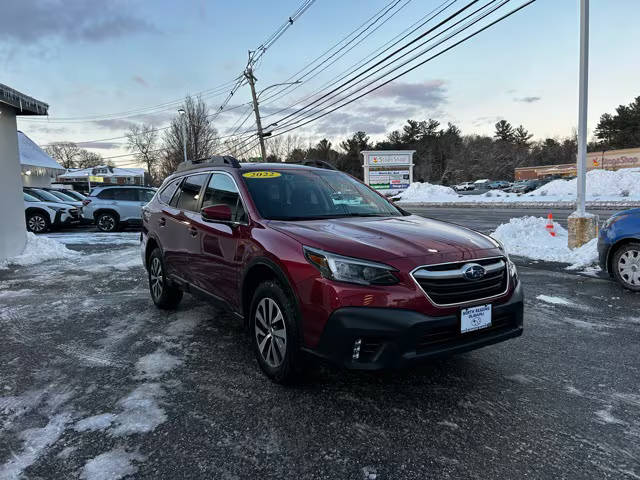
<box><xmin>26</xmin><ymin>211</ymin><xmax>50</xmax><ymax>233</ymax></box>
<box><xmin>250</xmin><ymin>280</ymin><xmax>303</xmax><ymax>384</ymax></box>
<box><xmin>612</xmin><ymin>242</ymin><xmax>640</xmax><ymax>292</ymax></box>
<box><xmin>148</xmin><ymin>248</ymin><xmax>183</xmax><ymax>309</ymax></box>
<box><xmin>96</xmin><ymin>212</ymin><xmax>119</xmax><ymax>232</ymax></box>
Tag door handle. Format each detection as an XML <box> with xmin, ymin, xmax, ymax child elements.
<box><xmin>188</xmin><ymin>226</ymin><xmax>198</xmax><ymax>237</ymax></box>
<box><xmin>158</xmin><ymin>217</ymin><xmax>166</xmax><ymax>227</ymax></box>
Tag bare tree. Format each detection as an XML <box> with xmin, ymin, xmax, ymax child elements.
<box><xmin>127</xmin><ymin>124</ymin><xmax>159</xmax><ymax>180</ymax></box>
<box><xmin>76</xmin><ymin>150</ymin><xmax>104</xmax><ymax>168</ymax></box>
<box><xmin>159</xmin><ymin>96</ymin><xmax>220</xmax><ymax>178</ymax></box>
<box><xmin>45</xmin><ymin>142</ymin><xmax>80</xmax><ymax>169</ymax></box>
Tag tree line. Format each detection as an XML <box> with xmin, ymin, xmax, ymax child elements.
<box><xmin>45</xmin><ymin>94</ymin><xmax>639</xmax><ymax>185</ymax></box>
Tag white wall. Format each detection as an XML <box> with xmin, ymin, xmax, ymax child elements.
<box><xmin>22</xmin><ymin>173</ymin><xmax>54</xmax><ymax>188</ymax></box>
<box><xmin>0</xmin><ymin>107</ymin><xmax>27</xmax><ymax>260</ymax></box>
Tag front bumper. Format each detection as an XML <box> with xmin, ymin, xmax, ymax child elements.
<box><xmin>309</xmin><ymin>281</ymin><xmax>524</xmax><ymax>370</ymax></box>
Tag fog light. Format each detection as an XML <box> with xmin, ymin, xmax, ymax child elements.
<box><xmin>352</xmin><ymin>338</ymin><xmax>362</xmax><ymax>360</ymax></box>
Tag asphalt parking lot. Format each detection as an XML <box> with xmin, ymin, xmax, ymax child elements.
<box><xmin>1</xmin><ymin>228</ymin><xmax>639</xmax><ymax>479</ymax></box>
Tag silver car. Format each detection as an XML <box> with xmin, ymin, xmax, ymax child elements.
<box><xmin>83</xmin><ymin>186</ymin><xmax>156</xmax><ymax>232</ymax></box>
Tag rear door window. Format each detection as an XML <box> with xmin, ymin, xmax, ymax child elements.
<box><xmin>97</xmin><ymin>189</ymin><xmax>116</xmax><ymax>200</ymax></box>
<box><xmin>175</xmin><ymin>174</ymin><xmax>208</xmax><ymax>212</ymax></box>
<box><xmin>202</xmin><ymin>173</ymin><xmax>247</xmax><ymax>223</ymax></box>
<box><xmin>113</xmin><ymin>188</ymin><xmax>139</xmax><ymax>201</ymax></box>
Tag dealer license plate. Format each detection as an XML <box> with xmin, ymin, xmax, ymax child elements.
<box><xmin>460</xmin><ymin>304</ymin><xmax>492</xmax><ymax>334</ymax></box>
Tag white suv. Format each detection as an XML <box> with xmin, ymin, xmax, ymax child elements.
<box><xmin>83</xmin><ymin>186</ymin><xmax>156</xmax><ymax>232</ymax></box>
<box><xmin>23</xmin><ymin>192</ymin><xmax>77</xmax><ymax>233</ymax></box>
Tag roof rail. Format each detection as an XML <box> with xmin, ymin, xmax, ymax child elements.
<box><xmin>301</xmin><ymin>159</ymin><xmax>336</xmax><ymax>170</ymax></box>
<box><xmin>176</xmin><ymin>155</ymin><xmax>241</xmax><ymax>172</ymax></box>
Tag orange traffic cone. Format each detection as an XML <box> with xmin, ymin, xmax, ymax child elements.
<box><xmin>545</xmin><ymin>213</ymin><xmax>556</xmax><ymax>237</ymax></box>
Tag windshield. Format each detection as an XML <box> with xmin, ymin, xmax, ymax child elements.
<box><xmin>47</xmin><ymin>190</ymin><xmax>77</xmax><ymax>202</ymax></box>
<box><xmin>23</xmin><ymin>192</ymin><xmax>39</xmax><ymax>202</ymax></box>
<box><xmin>241</xmin><ymin>169</ymin><xmax>405</xmax><ymax>221</ymax></box>
<box><xmin>28</xmin><ymin>189</ymin><xmax>66</xmax><ymax>203</ymax></box>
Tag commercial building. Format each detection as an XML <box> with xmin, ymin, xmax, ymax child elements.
<box><xmin>57</xmin><ymin>165</ymin><xmax>146</xmax><ymax>192</ymax></box>
<box><xmin>515</xmin><ymin>147</ymin><xmax>640</xmax><ymax>180</ymax></box>
<box><xmin>0</xmin><ymin>83</ymin><xmax>49</xmax><ymax>261</ymax></box>
<box><xmin>19</xmin><ymin>131</ymin><xmax>65</xmax><ymax>188</ymax></box>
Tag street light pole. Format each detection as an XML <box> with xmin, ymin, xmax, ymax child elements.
<box><xmin>568</xmin><ymin>0</ymin><xmax>597</xmax><ymax>248</ymax></box>
<box><xmin>178</xmin><ymin>108</ymin><xmax>188</xmax><ymax>164</ymax></box>
<box><xmin>576</xmin><ymin>0</ymin><xmax>589</xmax><ymax>216</ymax></box>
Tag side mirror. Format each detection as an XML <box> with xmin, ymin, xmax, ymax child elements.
<box><xmin>201</xmin><ymin>204</ymin><xmax>232</xmax><ymax>223</ymax></box>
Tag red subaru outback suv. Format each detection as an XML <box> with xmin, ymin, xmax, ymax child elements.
<box><xmin>142</xmin><ymin>157</ymin><xmax>523</xmax><ymax>383</ymax></box>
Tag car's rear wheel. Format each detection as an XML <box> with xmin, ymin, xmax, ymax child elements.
<box><xmin>148</xmin><ymin>248</ymin><xmax>183</xmax><ymax>309</ymax></box>
<box><xmin>96</xmin><ymin>212</ymin><xmax>118</xmax><ymax>232</ymax></box>
<box><xmin>250</xmin><ymin>281</ymin><xmax>303</xmax><ymax>384</ymax></box>
<box><xmin>26</xmin><ymin>212</ymin><xmax>50</xmax><ymax>233</ymax></box>
<box><xmin>612</xmin><ymin>242</ymin><xmax>640</xmax><ymax>292</ymax></box>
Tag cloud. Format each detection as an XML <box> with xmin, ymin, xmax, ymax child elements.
<box><xmin>515</xmin><ymin>96</ymin><xmax>541</xmax><ymax>103</ymax></box>
<box><xmin>93</xmin><ymin>119</ymin><xmax>139</xmax><ymax>131</ymax></box>
<box><xmin>371</xmin><ymin>80</ymin><xmax>447</xmax><ymax>107</ymax></box>
<box><xmin>0</xmin><ymin>0</ymin><xmax>157</xmax><ymax>45</ymax></box>
<box><xmin>78</xmin><ymin>141</ymin><xmax>121</xmax><ymax>150</ymax></box>
<box><xmin>472</xmin><ymin>116</ymin><xmax>504</xmax><ymax>127</ymax></box>
<box><xmin>132</xmin><ymin>75</ymin><xmax>148</xmax><ymax>87</ymax></box>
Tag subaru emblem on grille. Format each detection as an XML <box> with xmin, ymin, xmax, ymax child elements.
<box><xmin>462</xmin><ymin>263</ymin><xmax>486</xmax><ymax>281</ymax></box>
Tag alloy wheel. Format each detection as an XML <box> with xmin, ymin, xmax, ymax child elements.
<box><xmin>254</xmin><ymin>297</ymin><xmax>287</xmax><ymax>368</ymax></box>
<box><xmin>618</xmin><ymin>249</ymin><xmax>640</xmax><ymax>286</ymax></box>
<box><xmin>150</xmin><ymin>257</ymin><xmax>164</xmax><ymax>300</ymax></box>
<box><xmin>98</xmin><ymin>215</ymin><xmax>115</xmax><ymax>231</ymax></box>
<box><xmin>28</xmin><ymin>215</ymin><xmax>46</xmax><ymax>233</ymax></box>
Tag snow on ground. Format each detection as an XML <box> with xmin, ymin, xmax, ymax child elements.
<box><xmin>536</xmin><ymin>295</ymin><xmax>575</xmax><ymax>306</ymax></box>
<box><xmin>80</xmin><ymin>449</ymin><xmax>145</xmax><ymax>480</ymax></box>
<box><xmin>45</xmin><ymin>232</ymin><xmax>139</xmax><ymax>246</ymax></box>
<box><xmin>74</xmin><ymin>413</ymin><xmax>116</xmax><ymax>433</ymax></box>
<box><xmin>0</xmin><ymin>233</ymin><xmax>79</xmax><ymax>269</ymax></box>
<box><xmin>396</xmin><ymin>167</ymin><xmax>640</xmax><ymax>204</ymax></box>
<box><xmin>491</xmin><ymin>216</ymin><xmax>598</xmax><ymax>269</ymax></box>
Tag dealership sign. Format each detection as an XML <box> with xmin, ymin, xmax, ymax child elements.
<box><xmin>362</xmin><ymin>150</ymin><xmax>415</xmax><ymax>191</ymax></box>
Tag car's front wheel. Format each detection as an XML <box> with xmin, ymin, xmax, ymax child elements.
<box><xmin>612</xmin><ymin>242</ymin><xmax>640</xmax><ymax>292</ymax></box>
<box><xmin>250</xmin><ymin>281</ymin><xmax>303</xmax><ymax>384</ymax></box>
<box><xmin>148</xmin><ymin>248</ymin><xmax>183</xmax><ymax>309</ymax></box>
<box><xmin>96</xmin><ymin>212</ymin><xmax>118</xmax><ymax>232</ymax></box>
<box><xmin>26</xmin><ymin>212</ymin><xmax>50</xmax><ymax>233</ymax></box>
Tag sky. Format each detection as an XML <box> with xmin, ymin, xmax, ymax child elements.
<box><xmin>2</xmin><ymin>0</ymin><xmax>639</xmax><ymax>167</ymax></box>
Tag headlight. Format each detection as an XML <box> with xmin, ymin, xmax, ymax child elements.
<box><xmin>602</xmin><ymin>215</ymin><xmax>622</xmax><ymax>230</ymax></box>
<box><xmin>303</xmin><ymin>247</ymin><xmax>399</xmax><ymax>286</ymax></box>
<box><xmin>51</xmin><ymin>206</ymin><xmax>67</xmax><ymax>212</ymax></box>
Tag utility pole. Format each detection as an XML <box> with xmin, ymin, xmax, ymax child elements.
<box><xmin>568</xmin><ymin>0</ymin><xmax>597</xmax><ymax>248</ymax></box>
<box><xmin>178</xmin><ymin>108</ymin><xmax>188</xmax><ymax>164</ymax></box>
<box><xmin>245</xmin><ymin>66</ymin><xmax>267</xmax><ymax>161</ymax></box>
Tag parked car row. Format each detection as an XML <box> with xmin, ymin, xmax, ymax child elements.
<box><xmin>23</xmin><ymin>185</ymin><xmax>156</xmax><ymax>233</ymax></box>
<box><xmin>453</xmin><ymin>177</ymin><xmax>561</xmax><ymax>194</ymax></box>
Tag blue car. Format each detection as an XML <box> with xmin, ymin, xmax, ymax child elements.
<box><xmin>598</xmin><ymin>208</ymin><xmax>640</xmax><ymax>291</ymax></box>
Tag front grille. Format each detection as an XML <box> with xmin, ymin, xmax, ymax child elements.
<box><xmin>412</xmin><ymin>257</ymin><xmax>508</xmax><ymax>306</ymax></box>
<box><xmin>415</xmin><ymin>311</ymin><xmax>515</xmax><ymax>352</ymax></box>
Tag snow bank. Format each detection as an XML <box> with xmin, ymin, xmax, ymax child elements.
<box><xmin>491</xmin><ymin>216</ymin><xmax>598</xmax><ymax>269</ymax></box>
<box><xmin>396</xmin><ymin>167</ymin><xmax>640</xmax><ymax>203</ymax></box>
<box><xmin>0</xmin><ymin>233</ymin><xmax>79</xmax><ymax>269</ymax></box>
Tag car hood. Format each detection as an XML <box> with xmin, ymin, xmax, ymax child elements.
<box><xmin>269</xmin><ymin>215</ymin><xmax>500</xmax><ymax>262</ymax></box>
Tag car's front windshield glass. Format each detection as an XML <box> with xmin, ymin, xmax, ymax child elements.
<box><xmin>48</xmin><ymin>190</ymin><xmax>77</xmax><ymax>202</ymax></box>
<box><xmin>241</xmin><ymin>168</ymin><xmax>404</xmax><ymax>221</ymax></box>
<box><xmin>30</xmin><ymin>189</ymin><xmax>64</xmax><ymax>202</ymax></box>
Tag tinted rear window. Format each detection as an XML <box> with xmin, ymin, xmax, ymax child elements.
<box><xmin>175</xmin><ymin>174</ymin><xmax>208</xmax><ymax>211</ymax></box>
<box><xmin>159</xmin><ymin>180</ymin><xmax>181</xmax><ymax>204</ymax></box>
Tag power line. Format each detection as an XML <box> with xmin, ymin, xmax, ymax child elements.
<box><xmin>268</xmin><ymin>0</ymin><xmax>536</xmax><ymax>138</ymax></box>
<box><xmin>260</xmin><ymin>0</ymin><xmax>455</xmax><ymax>120</ymax></box>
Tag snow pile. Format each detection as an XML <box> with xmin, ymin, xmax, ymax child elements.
<box><xmin>396</xmin><ymin>168</ymin><xmax>640</xmax><ymax>203</ymax></box>
<box><xmin>528</xmin><ymin>168</ymin><xmax>640</xmax><ymax>200</ymax></box>
<box><xmin>395</xmin><ymin>182</ymin><xmax>461</xmax><ymax>202</ymax></box>
<box><xmin>0</xmin><ymin>233</ymin><xmax>79</xmax><ymax>269</ymax></box>
<box><xmin>80</xmin><ymin>448</ymin><xmax>145</xmax><ymax>480</ymax></box>
<box><xmin>491</xmin><ymin>216</ymin><xmax>598</xmax><ymax>269</ymax></box>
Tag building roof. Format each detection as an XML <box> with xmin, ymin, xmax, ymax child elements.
<box><xmin>0</xmin><ymin>84</ymin><xmax>48</xmax><ymax>116</ymax></box>
<box><xmin>18</xmin><ymin>131</ymin><xmax>64</xmax><ymax>171</ymax></box>
<box><xmin>58</xmin><ymin>165</ymin><xmax>145</xmax><ymax>179</ymax></box>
